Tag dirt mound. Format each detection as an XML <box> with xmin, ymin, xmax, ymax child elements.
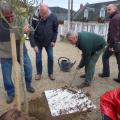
<box><xmin>28</xmin><ymin>94</ymin><xmax>95</xmax><ymax>120</ymax></box>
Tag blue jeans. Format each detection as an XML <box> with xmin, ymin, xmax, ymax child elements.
<box><xmin>36</xmin><ymin>46</ymin><xmax>53</xmax><ymax>75</ymax></box>
<box><xmin>0</xmin><ymin>52</ymin><xmax>32</xmax><ymax>97</ymax></box>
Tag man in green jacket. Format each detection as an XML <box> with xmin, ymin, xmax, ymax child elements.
<box><xmin>66</xmin><ymin>31</ymin><xmax>106</xmax><ymax>88</ymax></box>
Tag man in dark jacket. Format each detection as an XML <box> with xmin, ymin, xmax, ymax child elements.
<box><xmin>66</xmin><ymin>31</ymin><xmax>106</xmax><ymax>88</ymax></box>
<box><xmin>99</xmin><ymin>4</ymin><xmax>120</xmax><ymax>83</ymax></box>
<box><xmin>30</xmin><ymin>4</ymin><xmax>58</xmax><ymax>80</ymax></box>
<box><xmin>0</xmin><ymin>1</ymin><xmax>35</xmax><ymax>104</ymax></box>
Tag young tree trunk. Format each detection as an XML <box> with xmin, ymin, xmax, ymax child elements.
<box><xmin>10</xmin><ymin>31</ymin><xmax>21</xmax><ymax>110</ymax></box>
<box><xmin>20</xmin><ymin>35</ymin><xmax>29</xmax><ymax>113</ymax></box>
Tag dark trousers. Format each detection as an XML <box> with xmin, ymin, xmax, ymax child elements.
<box><xmin>102</xmin><ymin>46</ymin><xmax>120</xmax><ymax>79</ymax></box>
<box><xmin>0</xmin><ymin>52</ymin><xmax>32</xmax><ymax>97</ymax></box>
<box><xmin>36</xmin><ymin>46</ymin><xmax>53</xmax><ymax>75</ymax></box>
<box><xmin>85</xmin><ymin>48</ymin><xmax>104</xmax><ymax>83</ymax></box>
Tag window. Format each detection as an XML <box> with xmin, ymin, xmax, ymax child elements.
<box><xmin>100</xmin><ymin>7</ymin><xmax>105</xmax><ymax>18</ymax></box>
<box><xmin>84</xmin><ymin>9</ymin><xmax>89</xmax><ymax>18</ymax></box>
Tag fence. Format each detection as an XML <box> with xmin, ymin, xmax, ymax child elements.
<box><xmin>58</xmin><ymin>21</ymin><xmax>109</xmax><ymax>41</ymax></box>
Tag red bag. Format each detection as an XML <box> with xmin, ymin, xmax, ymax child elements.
<box><xmin>100</xmin><ymin>87</ymin><xmax>120</xmax><ymax>120</ymax></box>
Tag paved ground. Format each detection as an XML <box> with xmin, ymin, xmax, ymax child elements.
<box><xmin>0</xmin><ymin>41</ymin><xmax>119</xmax><ymax>119</ymax></box>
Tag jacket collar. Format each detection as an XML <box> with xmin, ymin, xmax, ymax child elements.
<box><xmin>110</xmin><ymin>11</ymin><xmax>119</xmax><ymax>19</ymax></box>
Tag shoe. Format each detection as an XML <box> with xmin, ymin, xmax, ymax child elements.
<box><xmin>6</xmin><ymin>95</ymin><xmax>15</xmax><ymax>104</ymax></box>
<box><xmin>35</xmin><ymin>74</ymin><xmax>41</xmax><ymax>80</ymax></box>
<box><xmin>98</xmin><ymin>73</ymin><xmax>109</xmax><ymax>78</ymax></box>
<box><xmin>80</xmin><ymin>74</ymin><xmax>86</xmax><ymax>78</ymax></box>
<box><xmin>77</xmin><ymin>82</ymin><xmax>90</xmax><ymax>89</ymax></box>
<box><xmin>26</xmin><ymin>86</ymin><xmax>35</xmax><ymax>93</ymax></box>
<box><xmin>48</xmin><ymin>74</ymin><xmax>55</xmax><ymax>81</ymax></box>
<box><xmin>113</xmin><ymin>78</ymin><xmax>120</xmax><ymax>83</ymax></box>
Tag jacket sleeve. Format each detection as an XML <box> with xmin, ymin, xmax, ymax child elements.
<box><xmin>108</xmin><ymin>17</ymin><xmax>120</xmax><ymax>47</ymax></box>
<box><xmin>52</xmin><ymin>15</ymin><xmax>58</xmax><ymax>43</ymax></box>
<box><xmin>28</xmin><ymin>17</ymin><xmax>38</xmax><ymax>48</ymax></box>
<box><xmin>29</xmin><ymin>31</ymin><xmax>36</xmax><ymax>48</ymax></box>
<box><xmin>32</xmin><ymin>16</ymin><xmax>38</xmax><ymax>29</ymax></box>
<box><xmin>79</xmin><ymin>51</ymin><xmax>91</xmax><ymax>68</ymax></box>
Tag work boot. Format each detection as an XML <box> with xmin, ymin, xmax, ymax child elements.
<box><xmin>6</xmin><ymin>95</ymin><xmax>15</xmax><ymax>104</ymax></box>
<box><xmin>35</xmin><ymin>74</ymin><xmax>41</xmax><ymax>80</ymax></box>
<box><xmin>48</xmin><ymin>74</ymin><xmax>55</xmax><ymax>81</ymax></box>
<box><xmin>113</xmin><ymin>78</ymin><xmax>120</xmax><ymax>83</ymax></box>
<box><xmin>26</xmin><ymin>86</ymin><xmax>35</xmax><ymax>93</ymax></box>
<box><xmin>77</xmin><ymin>82</ymin><xmax>90</xmax><ymax>89</ymax></box>
<box><xmin>80</xmin><ymin>74</ymin><xmax>86</xmax><ymax>78</ymax></box>
<box><xmin>98</xmin><ymin>73</ymin><xmax>109</xmax><ymax>78</ymax></box>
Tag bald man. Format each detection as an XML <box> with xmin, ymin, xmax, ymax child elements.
<box><xmin>99</xmin><ymin>4</ymin><xmax>120</xmax><ymax>83</ymax></box>
<box><xmin>30</xmin><ymin>4</ymin><xmax>58</xmax><ymax>81</ymax></box>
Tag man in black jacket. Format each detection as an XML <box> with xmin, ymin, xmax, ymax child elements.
<box><xmin>30</xmin><ymin>4</ymin><xmax>58</xmax><ymax>80</ymax></box>
<box><xmin>99</xmin><ymin>4</ymin><xmax>120</xmax><ymax>83</ymax></box>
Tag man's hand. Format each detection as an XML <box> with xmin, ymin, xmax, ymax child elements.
<box><xmin>76</xmin><ymin>65</ymin><xmax>80</xmax><ymax>70</ymax></box>
<box><xmin>34</xmin><ymin>46</ymin><xmax>39</xmax><ymax>53</ymax></box>
<box><xmin>109</xmin><ymin>47</ymin><xmax>114</xmax><ymax>53</ymax></box>
<box><xmin>23</xmin><ymin>24</ymin><xmax>30</xmax><ymax>33</ymax></box>
<box><xmin>51</xmin><ymin>42</ymin><xmax>55</xmax><ymax>47</ymax></box>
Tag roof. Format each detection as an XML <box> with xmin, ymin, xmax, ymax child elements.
<box><xmin>49</xmin><ymin>7</ymin><xmax>75</xmax><ymax>22</ymax></box>
<box><xmin>73</xmin><ymin>0</ymin><xmax>119</xmax><ymax>21</ymax></box>
<box><xmin>49</xmin><ymin>7</ymin><xmax>68</xmax><ymax>14</ymax></box>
